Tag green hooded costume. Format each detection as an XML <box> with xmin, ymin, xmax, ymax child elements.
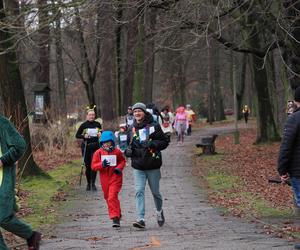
<box><xmin>0</xmin><ymin>115</ymin><xmax>33</xmax><ymax>249</ymax></box>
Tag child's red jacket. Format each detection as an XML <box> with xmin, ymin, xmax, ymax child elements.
<box><xmin>91</xmin><ymin>147</ymin><xmax>126</xmax><ymax>219</ymax></box>
<box><xmin>91</xmin><ymin>147</ymin><xmax>126</xmax><ymax>184</ymax></box>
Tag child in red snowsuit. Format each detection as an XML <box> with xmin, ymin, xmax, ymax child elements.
<box><xmin>92</xmin><ymin>131</ymin><xmax>126</xmax><ymax>227</ymax></box>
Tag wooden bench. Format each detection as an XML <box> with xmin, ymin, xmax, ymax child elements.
<box><xmin>196</xmin><ymin>134</ymin><xmax>218</xmax><ymax>154</ymax></box>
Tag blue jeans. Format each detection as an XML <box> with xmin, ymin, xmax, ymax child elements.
<box><xmin>133</xmin><ymin>169</ymin><xmax>163</xmax><ymax>220</ymax></box>
<box><xmin>291</xmin><ymin>177</ymin><xmax>300</xmax><ymax>207</ymax></box>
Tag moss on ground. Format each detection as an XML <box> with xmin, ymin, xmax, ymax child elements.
<box><xmin>20</xmin><ymin>160</ymin><xmax>80</xmax><ymax>228</ymax></box>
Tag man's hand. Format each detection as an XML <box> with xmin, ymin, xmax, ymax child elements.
<box><xmin>84</xmin><ymin>134</ymin><xmax>90</xmax><ymax>139</ymax></box>
<box><xmin>280</xmin><ymin>174</ymin><xmax>289</xmax><ymax>183</ymax></box>
<box><xmin>147</xmin><ymin>141</ymin><xmax>157</xmax><ymax>149</ymax></box>
<box><xmin>124</xmin><ymin>147</ymin><xmax>133</xmax><ymax>157</ymax></box>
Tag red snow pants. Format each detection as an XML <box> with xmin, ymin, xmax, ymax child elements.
<box><xmin>100</xmin><ymin>172</ymin><xmax>123</xmax><ymax>219</ymax></box>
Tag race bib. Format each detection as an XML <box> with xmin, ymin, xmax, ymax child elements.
<box><xmin>149</xmin><ymin>126</ymin><xmax>155</xmax><ymax>135</ymax></box>
<box><xmin>101</xmin><ymin>155</ymin><xmax>117</xmax><ymax>167</ymax></box>
<box><xmin>87</xmin><ymin>128</ymin><xmax>98</xmax><ymax>137</ymax></box>
<box><xmin>120</xmin><ymin>134</ymin><xmax>127</xmax><ymax>141</ymax></box>
<box><xmin>139</xmin><ymin>128</ymin><xmax>148</xmax><ymax>142</ymax></box>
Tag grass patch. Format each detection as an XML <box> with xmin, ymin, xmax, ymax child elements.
<box><xmin>20</xmin><ymin>160</ymin><xmax>80</xmax><ymax>228</ymax></box>
<box><xmin>204</xmin><ymin>169</ymin><xmax>290</xmax><ymax>218</ymax></box>
<box><xmin>206</xmin><ymin>171</ymin><xmax>241</xmax><ymax>190</ymax></box>
<box><xmin>234</xmin><ymin>192</ymin><xmax>291</xmax><ymax>218</ymax></box>
<box><xmin>199</xmin><ymin>151</ymin><xmax>224</xmax><ymax>162</ymax></box>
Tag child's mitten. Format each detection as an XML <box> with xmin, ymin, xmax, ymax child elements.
<box><xmin>102</xmin><ymin>159</ymin><xmax>110</xmax><ymax>168</ymax></box>
<box><xmin>114</xmin><ymin>168</ymin><xmax>122</xmax><ymax>175</ymax></box>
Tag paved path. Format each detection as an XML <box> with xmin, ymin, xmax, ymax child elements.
<box><xmin>42</xmin><ymin>126</ymin><xmax>294</xmax><ymax>250</ymax></box>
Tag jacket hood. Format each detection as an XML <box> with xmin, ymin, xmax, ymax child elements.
<box><xmin>99</xmin><ymin>131</ymin><xmax>115</xmax><ymax>145</ymax></box>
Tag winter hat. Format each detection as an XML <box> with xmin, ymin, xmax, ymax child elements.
<box><xmin>132</xmin><ymin>102</ymin><xmax>147</xmax><ymax>113</ymax></box>
<box><xmin>99</xmin><ymin>131</ymin><xmax>115</xmax><ymax>146</ymax></box>
<box><xmin>295</xmin><ymin>86</ymin><xmax>300</xmax><ymax>102</ymax></box>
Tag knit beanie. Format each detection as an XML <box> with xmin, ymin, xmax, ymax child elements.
<box><xmin>295</xmin><ymin>86</ymin><xmax>300</xmax><ymax>102</ymax></box>
<box><xmin>132</xmin><ymin>102</ymin><xmax>147</xmax><ymax>113</ymax></box>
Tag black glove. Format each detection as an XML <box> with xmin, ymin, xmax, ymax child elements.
<box><xmin>147</xmin><ymin>140</ymin><xmax>157</xmax><ymax>149</ymax></box>
<box><xmin>102</xmin><ymin>159</ymin><xmax>110</xmax><ymax>168</ymax></box>
<box><xmin>114</xmin><ymin>168</ymin><xmax>122</xmax><ymax>175</ymax></box>
<box><xmin>124</xmin><ymin>147</ymin><xmax>133</xmax><ymax>157</ymax></box>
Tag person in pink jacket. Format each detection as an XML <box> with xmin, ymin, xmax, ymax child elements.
<box><xmin>174</xmin><ymin>106</ymin><xmax>189</xmax><ymax>143</ymax></box>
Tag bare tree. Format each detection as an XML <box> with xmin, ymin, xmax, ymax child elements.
<box><xmin>0</xmin><ymin>0</ymin><xmax>43</xmax><ymax>176</ymax></box>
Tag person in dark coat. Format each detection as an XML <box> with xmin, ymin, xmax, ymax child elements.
<box><xmin>0</xmin><ymin>115</ymin><xmax>41</xmax><ymax>250</ymax></box>
<box><xmin>278</xmin><ymin>87</ymin><xmax>300</xmax><ymax>250</ymax></box>
<box><xmin>125</xmin><ymin>106</ymin><xmax>134</xmax><ymax>129</ymax></box>
<box><xmin>76</xmin><ymin>106</ymin><xmax>102</xmax><ymax>191</ymax></box>
<box><xmin>125</xmin><ymin>102</ymin><xmax>169</xmax><ymax>229</ymax></box>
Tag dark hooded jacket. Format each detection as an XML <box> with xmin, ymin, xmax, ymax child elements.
<box><xmin>278</xmin><ymin>107</ymin><xmax>300</xmax><ymax>177</ymax></box>
<box><xmin>128</xmin><ymin>112</ymin><xmax>169</xmax><ymax>170</ymax></box>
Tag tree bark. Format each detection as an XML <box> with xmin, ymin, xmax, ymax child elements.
<box><xmin>74</xmin><ymin>9</ymin><xmax>96</xmax><ymax>107</ymax></box>
<box><xmin>248</xmin><ymin>27</ymin><xmax>280</xmax><ymax>142</ymax></box>
<box><xmin>54</xmin><ymin>0</ymin><xmax>67</xmax><ymax>154</ymax></box>
<box><xmin>99</xmin><ymin>2</ymin><xmax>118</xmax><ymax>129</ymax></box>
<box><xmin>116</xmin><ymin>4</ymin><xmax>123</xmax><ymax>116</ymax></box>
<box><xmin>54</xmin><ymin>3</ymin><xmax>66</xmax><ymax>119</ymax></box>
<box><xmin>143</xmin><ymin>7</ymin><xmax>156</xmax><ymax>104</ymax></box>
<box><xmin>236</xmin><ymin>54</ymin><xmax>247</xmax><ymax>120</ymax></box>
<box><xmin>133</xmin><ymin>18</ymin><xmax>144</xmax><ymax>102</ymax></box>
<box><xmin>0</xmin><ymin>0</ymin><xmax>43</xmax><ymax>176</ymax></box>
<box><xmin>207</xmin><ymin>42</ymin><xmax>214</xmax><ymax>124</ymax></box>
<box><xmin>284</xmin><ymin>0</ymin><xmax>300</xmax><ymax>89</ymax></box>
<box><xmin>213</xmin><ymin>43</ymin><xmax>225</xmax><ymax>121</ymax></box>
<box><xmin>37</xmin><ymin>0</ymin><xmax>51</xmax><ymax>112</ymax></box>
<box><xmin>121</xmin><ymin>2</ymin><xmax>138</xmax><ymax>113</ymax></box>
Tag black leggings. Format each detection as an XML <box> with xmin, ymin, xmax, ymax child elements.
<box><xmin>82</xmin><ymin>144</ymin><xmax>97</xmax><ymax>185</ymax></box>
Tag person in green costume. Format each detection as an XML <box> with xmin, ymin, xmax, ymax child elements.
<box><xmin>0</xmin><ymin>115</ymin><xmax>41</xmax><ymax>250</ymax></box>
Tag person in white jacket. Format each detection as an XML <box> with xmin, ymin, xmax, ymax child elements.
<box><xmin>160</xmin><ymin>106</ymin><xmax>174</xmax><ymax>142</ymax></box>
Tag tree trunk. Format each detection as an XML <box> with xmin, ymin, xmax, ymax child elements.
<box><xmin>0</xmin><ymin>0</ymin><xmax>43</xmax><ymax>176</ymax></box>
<box><xmin>143</xmin><ymin>7</ymin><xmax>156</xmax><ymax>104</ymax></box>
<box><xmin>116</xmin><ymin>5</ymin><xmax>123</xmax><ymax>116</ymax></box>
<box><xmin>284</xmin><ymin>0</ymin><xmax>300</xmax><ymax>89</ymax></box>
<box><xmin>133</xmin><ymin>17</ymin><xmax>144</xmax><ymax>103</ymax></box>
<box><xmin>236</xmin><ymin>54</ymin><xmax>247</xmax><ymax>120</ymax></box>
<box><xmin>121</xmin><ymin>2</ymin><xmax>138</xmax><ymax>113</ymax></box>
<box><xmin>54</xmin><ymin>1</ymin><xmax>67</xmax><ymax>154</ymax></box>
<box><xmin>75</xmin><ymin>11</ymin><xmax>95</xmax><ymax>106</ymax></box>
<box><xmin>207</xmin><ymin>42</ymin><xmax>214</xmax><ymax>124</ymax></box>
<box><xmin>37</xmin><ymin>0</ymin><xmax>51</xmax><ymax>112</ymax></box>
<box><xmin>213</xmin><ymin>43</ymin><xmax>225</xmax><ymax>121</ymax></box>
<box><xmin>237</xmin><ymin>12</ymin><xmax>281</xmax><ymax>143</ymax></box>
<box><xmin>178</xmin><ymin>56</ymin><xmax>186</xmax><ymax>105</ymax></box>
<box><xmin>99</xmin><ymin>2</ymin><xmax>118</xmax><ymax>129</ymax></box>
<box><xmin>248</xmin><ymin>31</ymin><xmax>280</xmax><ymax>142</ymax></box>
<box><xmin>54</xmin><ymin>4</ymin><xmax>66</xmax><ymax>119</ymax></box>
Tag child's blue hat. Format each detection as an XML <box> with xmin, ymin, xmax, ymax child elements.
<box><xmin>99</xmin><ymin>131</ymin><xmax>115</xmax><ymax>145</ymax></box>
